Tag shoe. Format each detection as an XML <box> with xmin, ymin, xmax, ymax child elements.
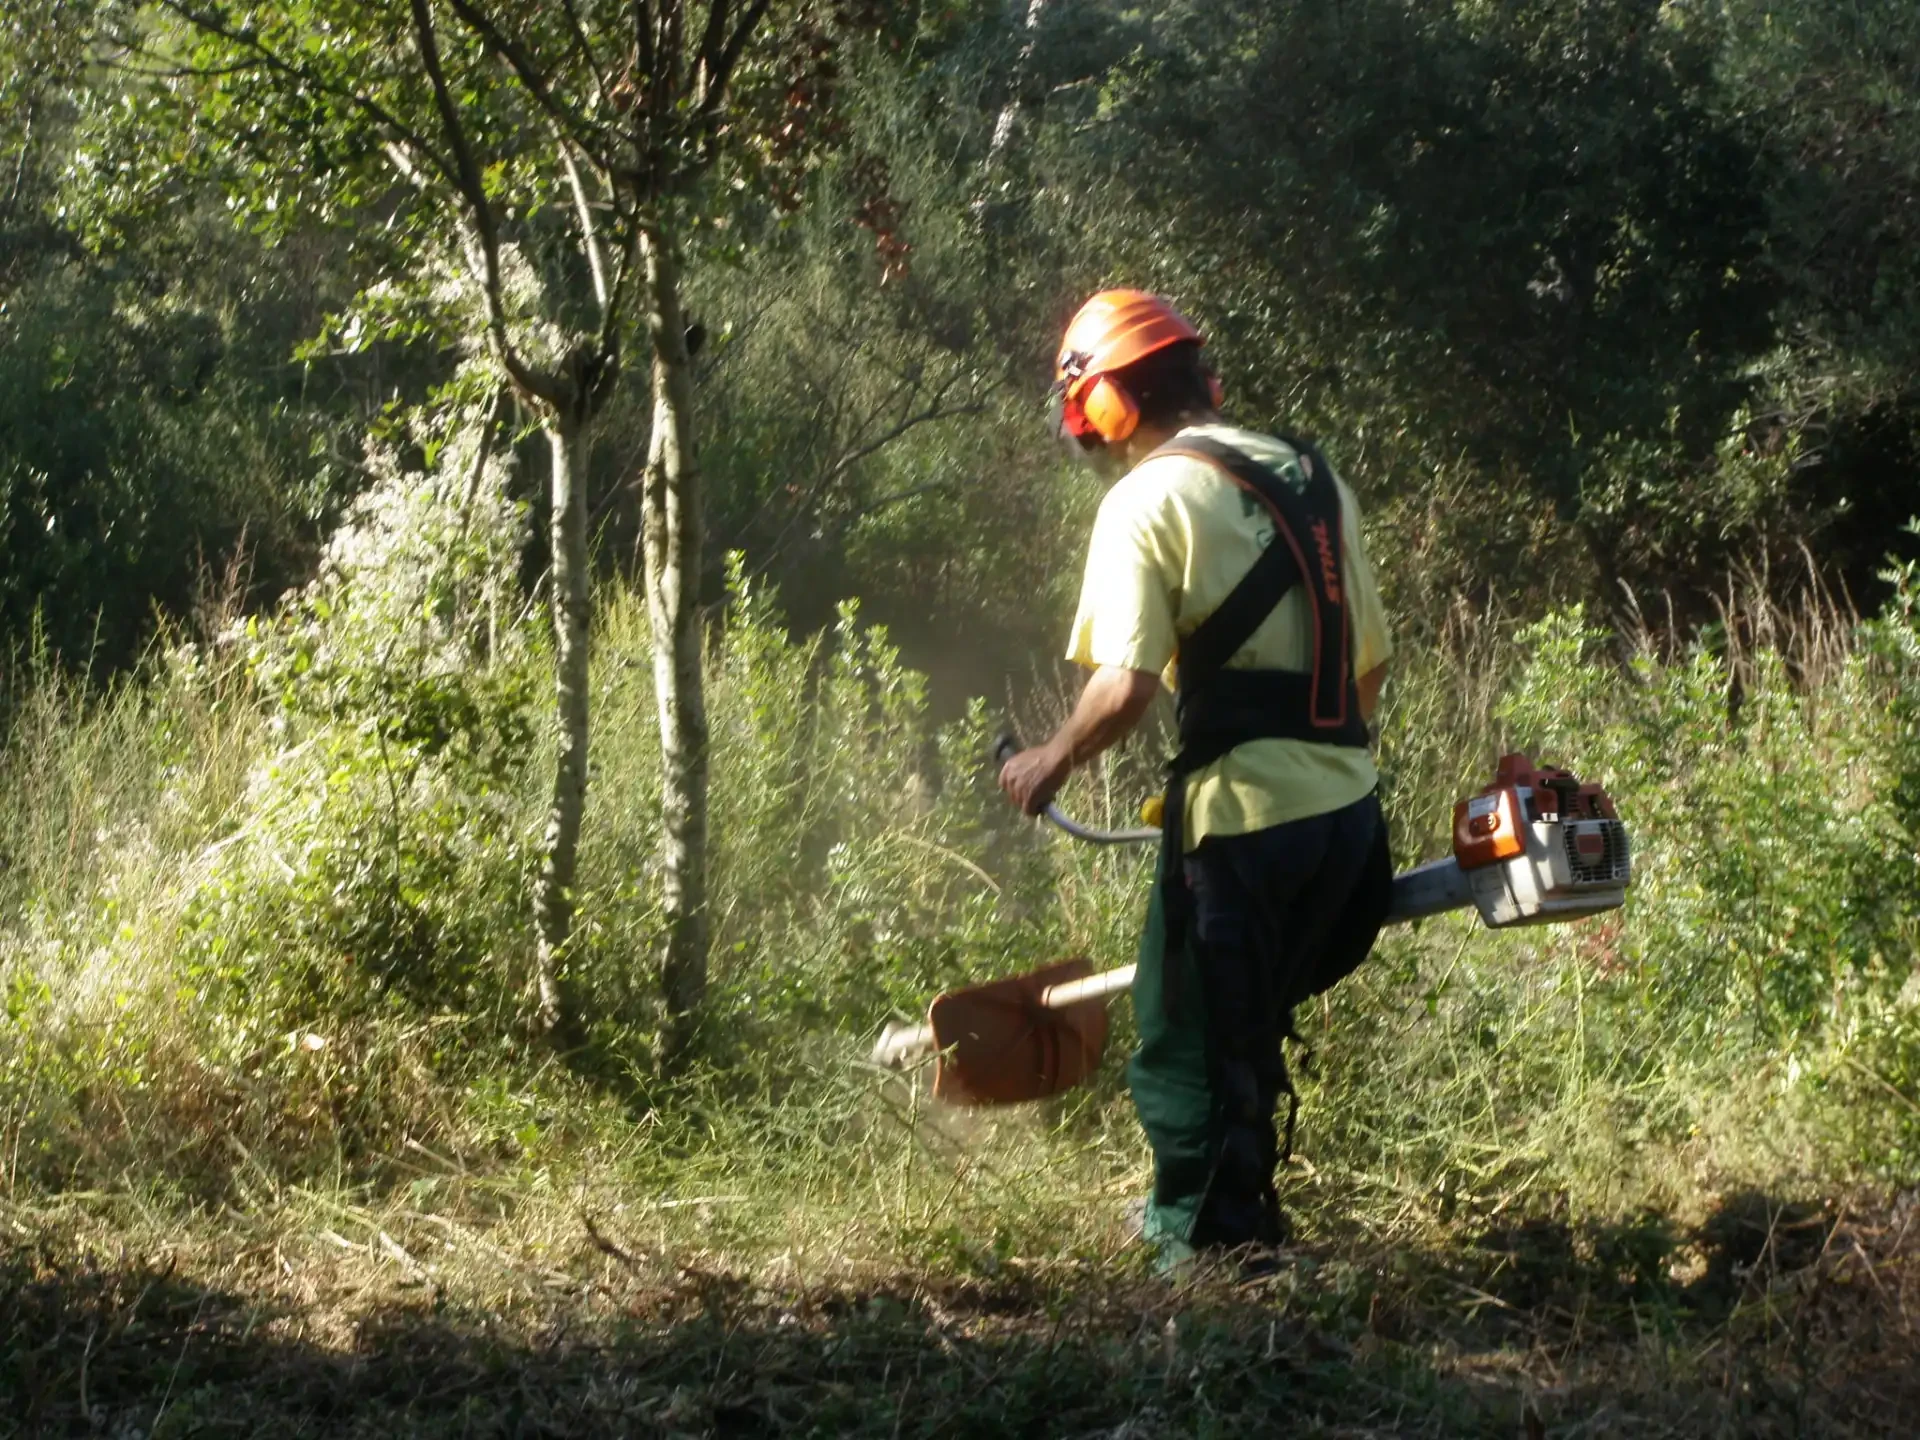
<box><xmin>1124</xmin><ymin>1195</ymin><xmax>1200</xmax><ymax>1279</ymax></box>
<box><xmin>1234</xmin><ymin>1245</ymin><xmax>1287</xmax><ymax>1285</ymax></box>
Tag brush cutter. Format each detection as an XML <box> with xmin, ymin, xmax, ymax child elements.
<box><xmin>871</xmin><ymin>741</ymin><xmax>1631</xmax><ymax>1105</ymax></box>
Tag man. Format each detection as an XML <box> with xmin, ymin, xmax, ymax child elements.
<box><xmin>999</xmin><ymin>289</ymin><xmax>1393</xmax><ymax>1272</ymax></box>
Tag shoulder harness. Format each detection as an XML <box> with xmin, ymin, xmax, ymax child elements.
<box><xmin>1152</xmin><ymin>432</ymin><xmax>1367</xmax><ymax>826</ymax></box>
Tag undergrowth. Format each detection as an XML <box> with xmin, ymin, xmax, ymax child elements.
<box><xmin>4</xmin><ymin>414</ymin><xmax>1920</xmax><ymax>1433</ymax></box>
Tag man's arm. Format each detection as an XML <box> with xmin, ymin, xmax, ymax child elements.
<box><xmin>999</xmin><ymin>665</ymin><xmax>1162</xmax><ymax>816</ymax></box>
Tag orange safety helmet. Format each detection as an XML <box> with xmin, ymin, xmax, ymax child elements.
<box><xmin>1052</xmin><ymin>289</ymin><xmax>1224</xmax><ymax>447</ymax></box>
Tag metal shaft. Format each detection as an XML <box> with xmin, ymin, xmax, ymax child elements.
<box><xmin>870</xmin><ymin>854</ymin><xmax>1473</xmax><ymax>1068</ymax></box>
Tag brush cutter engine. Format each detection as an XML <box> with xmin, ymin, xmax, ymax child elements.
<box><xmin>1452</xmin><ymin>754</ymin><xmax>1631</xmax><ymax>928</ymax></box>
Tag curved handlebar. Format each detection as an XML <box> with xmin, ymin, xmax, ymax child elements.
<box><xmin>992</xmin><ymin>733</ymin><xmax>1163</xmax><ymax>847</ymax></box>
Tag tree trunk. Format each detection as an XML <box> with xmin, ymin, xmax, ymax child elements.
<box><xmin>983</xmin><ymin>0</ymin><xmax>1048</xmax><ymax>176</ymax></box>
<box><xmin>638</xmin><ymin>224</ymin><xmax>710</xmax><ymax>1066</ymax></box>
<box><xmin>533</xmin><ymin>408</ymin><xmax>590</xmax><ymax>1039</ymax></box>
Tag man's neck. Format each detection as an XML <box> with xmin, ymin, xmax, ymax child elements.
<box><xmin>1122</xmin><ymin>410</ymin><xmax>1222</xmax><ymax>468</ymax></box>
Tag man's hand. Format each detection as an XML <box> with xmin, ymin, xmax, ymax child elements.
<box><xmin>999</xmin><ymin>666</ymin><xmax>1162</xmax><ymax>818</ymax></box>
<box><xmin>999</xmin><ymin>739</ymin><xmax>1073</xmax><ymax>817</ymax></box>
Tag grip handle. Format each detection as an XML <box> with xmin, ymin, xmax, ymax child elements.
<box><xmin>991</xmin><ymin>727</ymin><xmax>1161</xmax><ymax>845</ymax></box>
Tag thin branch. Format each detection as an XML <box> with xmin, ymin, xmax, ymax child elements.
<box><xmin>4</xmin><ymin>98</ymin><xmax>32</xmax><ymax>216</ymax></box>
<box><xmin>691</xmin><ymin>0</ymin><xmax>773</xmax><ymax>172</ymax></box>
<box><xmin>557</xmin><ymin>133</ymin><xmax>609</xmax><ymax>311</ymax></box>
<box><xmin>697</xmin><ymin>283</ymin><xmax>790</xmax><ymax>380</ymax></box>
<box><xmin>657</xmin><ymin>0</ymin><xmax>685</xmax><ymax>134</ymax></box>
<box><xmin>592</xmin><ymin>219</ymin><xmax>642</xmax><ymax>373</ymax></box>
<box><xmin>830</xmin><ymin>478</ymin><xmax>957</xmax><ymax>533</ymax></box>
<box><xmin>746</xmin><ymin>382</ymin><xmax>988</xmax><ymax>564</ymax></box>
<box><xmin>632</xmin><ymin>0</ymin><xmax>656</xmax><ymax>117</ymax></box>
<box><xmin>828</xmin><ymin>391</ymin><xmax>986</xmax><ymax>482</ymax></box>
<box><xmin>581</xmin><ymin>1210</ymin><xmax>643</xmax><ymax>1271</ymax></box>
<box><xmin>627</xmin><ymin>0</ymin><xmax>682</xmax><ymax>199</ymax></box>
<box><xmin>408</xmin><ymin>0</ymin><xmax>557</xmax><ymax>406</ymax></box>
<box><xmin>558</xmin><ymin>0</ymin><xmax>616</xmax><ymax>119</ymax></box>
<box><xmin>450</xmin><ymin>382</ymin><xmax>511</xmax><ymax>566</ymax></box>
<box><xmin>692</xmin><ymin>0</ymin><xmax>731</xmax><ymax>112</ymax></box>
<box><xmin>406</xmin><ymin>3</ymin><xmax>495</xmax><ymax>238</ymax></box>
<box><xmin>980</xmin><ymin>0</ymin><xmax>1047</xmax><ymax>180</ymax></box>
<box><xmin>382</xmin><ymin>138</ymin><xmax>496</xmax><ymax>331</ymax></box>
<box><xmin>99</xmin><ymin>54</ymin><xmax>270</xmax><ymax>81</ymax></box>
<box><xmin>381</xmin><ymin>133</ymin><xmax>469</xmax><ymax>227</ymax></box>
<box><xmin>701</xmin><ymin>0</ymin><xmax>774</xmax><ymax>128</ymax></box>
<box><xmin>834</xmin><ymin>370</ymin><xmax>912</xmax><ymax>464</ymax></box>
<box><xmin>443</xmin><ymin>0</ymin><xmax>610</xmax><ymax>171</ymax></box>
<box><xmin>382</xmin><ymin>137</ymin><xmax>429</xmax><ymax>185</ymax></box>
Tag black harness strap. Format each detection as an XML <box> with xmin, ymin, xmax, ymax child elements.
<box><xmin>1148</xmin><ymin>433</ymin><xmax>1372</xmax><ymax>1020</ymax></box>
<box><xmin>1158</xmin><ymin>433</ymin><xmax>1365</xmax><ymax>751</ymax></box>
<box><xmin>1173</xmin><ymin>516</ymin><xmax>1302</xmax><ymax>684</ymax></box>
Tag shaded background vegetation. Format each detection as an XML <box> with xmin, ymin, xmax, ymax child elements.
<box><xmin>10</xmin><ymin>1</ymin><xmax>1920</xmax><ymax>684</ymax></box>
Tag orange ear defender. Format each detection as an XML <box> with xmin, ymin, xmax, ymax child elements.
<box><xmin>1071</xmin><ymin>372</ymin><xmax>1142</xmax><ymax>444</ymax></box>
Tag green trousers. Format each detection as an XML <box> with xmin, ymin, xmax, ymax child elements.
<box><xmin>1128</xmin><ymin>855</ymin><xmax>1218</xmax><ymax>1252</ymax></box>
<box><xmin>1128</xmin><ymin>794</ymin><xmax>1386</xmax><ymax>1255</ymax></box>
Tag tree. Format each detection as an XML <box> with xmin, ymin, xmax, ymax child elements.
<box><xmin>1012</xmin><ymin>0</ymin><xmax>1777</xmax><ymax>613</ymax></box>
<box><xmin>1</xmin><ymin>1</ymin><xmax>86</xmax><ymax>292</ymax></box>
<box><xmin>120</xmin><ymin>0</ymin><xmax>900</xmax><ymax>1057</ymax></box>
<box><xmin>0</xmin><ymin>2</ymin><xmax>414</xmax><ymax>674</ymax></box>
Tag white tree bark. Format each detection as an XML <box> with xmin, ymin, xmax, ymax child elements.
<box><xmin>638</xmin><ymin>224</ymin><xmax>710</xmax><ymax>1065</ymax></box>
<box><xmin>533</xmin><ymin>410</ymin><xmax>591</xmax><ymax>1037</ymax></box>
<box><xmin>984</xmin><ymin>0</ymin><xmax>1049</xmax><ymax>175</ymax></box>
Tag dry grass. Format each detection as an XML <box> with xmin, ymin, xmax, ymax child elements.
<box><xmin>4</xmin><ymin>1172</ymin><xmax>1916</xmax><ymax>1438</ymax></box>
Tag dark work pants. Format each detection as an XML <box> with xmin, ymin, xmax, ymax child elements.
<box><xmin>1129</xmin><ymin>790</ymin><xmax>1385</xmax><ymax>1250</ymax></box>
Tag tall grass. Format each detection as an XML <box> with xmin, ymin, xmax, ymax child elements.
<box><xmin>3</xmin><ymin>441</ymin><xmax>1919</xmax><ymax>1256</ymax></box>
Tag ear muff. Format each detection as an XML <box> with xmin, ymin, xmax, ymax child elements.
<box><xmin>1076</xmin><ymin>374</ymin><xmax>1140</xmax><ymax>444</ymax></box>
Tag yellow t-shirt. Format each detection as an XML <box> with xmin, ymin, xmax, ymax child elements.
<box><xmin>1065</xmin><ymin>424</ymin><xmax>1392</xmax><ymax>849</ymax></box>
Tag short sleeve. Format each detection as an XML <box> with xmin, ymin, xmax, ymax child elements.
<box><xmin>1339</xmin><ymin>484</ymin><xmax>1393</xmax><ymax>677</ymax></box>
<box><xmin>1064</xmin><ymin>481</ymin><xmax>1180</xmax><ymax>676</ymax></box>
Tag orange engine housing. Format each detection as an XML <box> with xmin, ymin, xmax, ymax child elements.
<box><xmin>1453</xmin><ymin>753</ymin><xmax>1619</xmax><ymax>872</ymax></box>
